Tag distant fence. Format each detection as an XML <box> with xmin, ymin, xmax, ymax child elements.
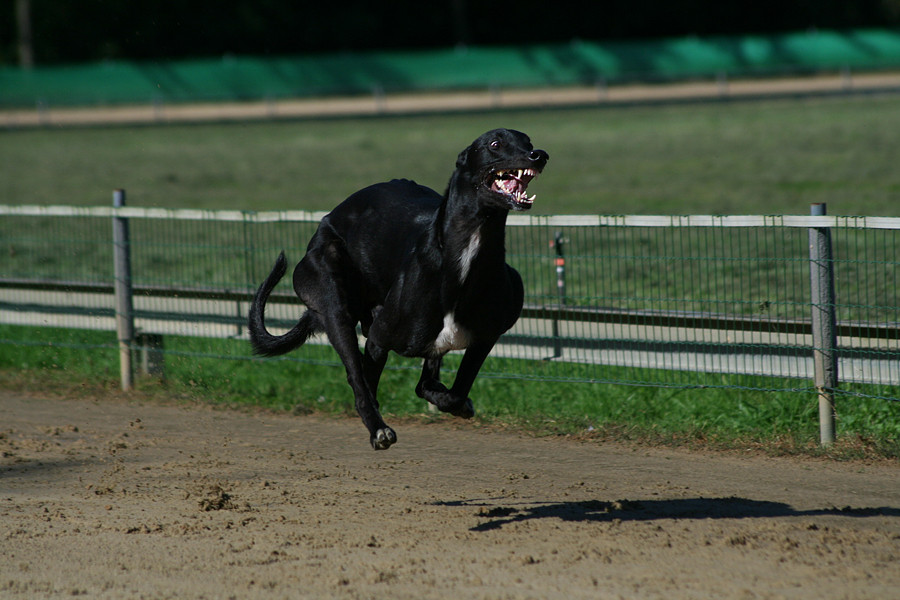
<box><xmin>1</xmin><ymin>201</ymin><xmax>899</xmax><ymax>443</ymax></box>
<box><xmin>3</xmin><ymin>28</ymin><xmax>900</xmax><ymax>108</ymax></box>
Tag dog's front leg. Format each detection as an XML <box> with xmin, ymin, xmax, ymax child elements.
<box><xmin>415</xmin><ymin>357</ymin><xmax>472</xmax><ymax>417</ymax></box>
<box><xmin>415</xmin><ymin>342</ymin><xmax>494</xmax><ymax>419</ymax></box>
<box><xmin>446</xmin><ymin>342</ymin><xmax>495</xmax><ymax>418</ymax></box>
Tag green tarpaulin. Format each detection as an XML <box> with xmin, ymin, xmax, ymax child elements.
<box><xmin>2</xmin><ymin>29</ymin><xmax>900</xmax><ymax>108</ymax></box>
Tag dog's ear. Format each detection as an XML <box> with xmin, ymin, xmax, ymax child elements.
<box><xmin>456</xmin><ymin>145</ymin><xmax>472</xmax><ymax>170</ymax></box>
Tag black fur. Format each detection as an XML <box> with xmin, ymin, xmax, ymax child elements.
<box><xmin>249</xmin><ymin>129</ymin><xmax>548</xmax><ymax>449</ymax></box>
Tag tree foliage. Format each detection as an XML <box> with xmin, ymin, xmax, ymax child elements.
<box><xmin>2</xmin><ymin>0</ymin><xmax>900</xmax><ymax>66</ymax></box>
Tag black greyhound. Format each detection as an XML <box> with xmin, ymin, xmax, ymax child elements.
<box><xmin>249</xmin><ymin>129</ymin><xmax>549</xmax><ymax>449</ymax></box>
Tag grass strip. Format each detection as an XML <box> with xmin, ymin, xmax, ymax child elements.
<box><xmin>2</xmin><ymin>324</ymin><xmax>897</xmax><ymax>460</ymax></box>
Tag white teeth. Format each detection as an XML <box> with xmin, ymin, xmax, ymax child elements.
<box><xmin>495</xmin><ymin>168</ymin><xmax>535</xmax><ymax>181</ymax></box>
<box><xmin>513</xmin><ymin>190</ymin><xmax>535</xmax><ymax>204</ymax></box>
<box><xmin>491</xmin><ymin>167</ymin><xmax>538</xmax><ymax>204</ymax></box>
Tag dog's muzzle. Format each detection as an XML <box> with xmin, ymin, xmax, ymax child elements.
<box><xmin>488</xmin><ymin>149</ymin><xmax>549</xmax><ymax>210</ymax></box>
<box><xmin>491</xmin><ymin>168</ymin><xmax>539</xmax><ymax>206</ymax></box>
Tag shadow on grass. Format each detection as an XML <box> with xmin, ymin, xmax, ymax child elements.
<box><xmin>434</xmin><ymin>496</ymin><xmax>900</xmax><ymax>532</ymax></box>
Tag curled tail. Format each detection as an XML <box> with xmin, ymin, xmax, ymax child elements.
<box><xmin>249</xmin><ymin>251</ymin><xmax>320</xmax><ymax>357</ymax></box>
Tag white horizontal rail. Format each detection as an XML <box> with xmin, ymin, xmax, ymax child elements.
<box><xmin>3</xmin><ymin>289</ymin><xmax>898</xmax><ymax>386</ymax></box>
<box><xmin>0</xmin><ymin>204</ymin><xmax>330</xmax><ymax>223</ymax></box>
<box><xmin>2</xmin><ymin>204</ymin><xmax>900</xmax><ymax>230</ymax></box>
<box><xmin>509</xmin><ymin>214</ymin><xmax>900</xmax><ymax>229</ymax></box>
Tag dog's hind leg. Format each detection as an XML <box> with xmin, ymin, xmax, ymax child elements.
<box><xmin>309</xmin><ymin>303</ymin><xmax>394</xmax><ymax>449</ymax></box>
<box><xmin>295</xmin><ymin>241</ymin><xmax>397</xmax><ymax>450</ymax></box>
<box><xmin>363</xmin><ymin>339</ymin><xmax>389</xmax><ymax>403</ymax></box>
<box><xmin>321</xmin><ymin>317</ymin><xmax>397</xmax><ymax>450</ymax></box>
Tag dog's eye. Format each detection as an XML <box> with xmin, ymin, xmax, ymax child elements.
<box><xmin>490</xmin><ymin>140</ymin><xmax>500</xmax><ymax>149</ymax></box>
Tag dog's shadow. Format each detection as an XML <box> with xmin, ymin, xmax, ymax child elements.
<box><xmin>433</xmin><ymin>497</ymin><xmax>900</xmax><ymax>532</ymax></box>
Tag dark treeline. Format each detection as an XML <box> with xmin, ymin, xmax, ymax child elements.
<box><xmin>3</xmin><ymin>0</ymin><xmax>900</xmax><ymax>66</ymax></box>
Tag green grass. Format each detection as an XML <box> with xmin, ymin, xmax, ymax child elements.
<box><xmin>3</xmin><ymin>95</ymin><xmax>900</xmax><ymax>216</ymax></box>
<box><xmin>2</xmin><ymin>324</ymin><xmax>898</xmax><ymax>459</ymax></box>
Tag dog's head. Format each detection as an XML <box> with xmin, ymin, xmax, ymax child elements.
<box><xmin>455</xmin><ymin>129</ymin><xmax>549</xmax><ymax>212</ymax></box>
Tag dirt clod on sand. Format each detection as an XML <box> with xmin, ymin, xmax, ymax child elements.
<box><xmin>197</xmin><ymin>484</ymin><xmax>239</xmax><ymax>512</ymax></box>
<box><xmin>1</xmin><ymin>392</ymin><xmax>898</xmax><ymax>599</ymax></box>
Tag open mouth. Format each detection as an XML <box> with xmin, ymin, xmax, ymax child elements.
<box><xmin>489</xmin><ymin>168</ymin><xmax>539</xmax><ymax>208</ymax></box>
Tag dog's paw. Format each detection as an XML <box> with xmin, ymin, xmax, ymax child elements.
<box><xmin>448</xmin><ymin>398</ymin><xmax>475</xmax><ymax>419</ymax></box>
<box><xmin>370</xmin><ymin>427</ymin><xmax>397</xmax><ymax>450</ymax></box>
<box><xmin>416</xmin><ymin>380</ymin><xmax>449</xmax><ymax>400</ymax></box>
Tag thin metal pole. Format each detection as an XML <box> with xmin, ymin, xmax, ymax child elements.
<box><xmin>113</xmin><ymin>189</ymin><xmax>135</xmax><ymax>391</ymax></box>
<box><xmin>809</xmin><ymin>203</ymin><xmax>837</xmax><ymax>445</ymax></box>
<box><xmin>549</xmin><ymin>231</ymin><xmax>566</xmax><ymax>359</ymax></box>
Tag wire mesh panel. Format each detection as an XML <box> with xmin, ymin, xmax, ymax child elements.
<box><xmin>2</xmin><ymin>211</ymin><xmax>112</xmax><ymax>282</ymax></box>
<box><xmin>497</xmin><ymin>219</ymin><xmax>818</xmax><ymax>390</ymax></box>
<box><xmin>0</xmin><ymin>209</ymin><xmax>115</xmax><ymax>333</ymax></box>
<box><xmin>830</xmin><ymin>226</ymin><xmax>900</xmax><ymax>395</ymax></box>
<box><xmin>124</xmin><ymin>213</ymin><xmax>325</xmax><ymax>339</ymax></box>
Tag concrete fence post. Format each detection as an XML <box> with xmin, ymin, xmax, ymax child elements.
<box><xmin>809</xmin><ymin>203</ymin><xmax>837</xmax><ymax>445</ymax></box>
<box><xmin>137</xmin><ymin>333</ymin><xmax>165</xmax><ymax>380</ymax></box>
<box><xmin>112</xmin><ymin>189</ymin><xmax>135</xmax><ymax>391</ymax></box>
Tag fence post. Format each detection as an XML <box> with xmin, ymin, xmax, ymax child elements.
<box><xmin>373</xmin><ymin>85</ymin><xmax>386</xmax><ymax>113</ymax></box>
<box><xmin>809</xmin><ymin>203</ymin><xmax>837</xmax><ymax>445</ymax></box>
<box><xmin>112</xmin><ymin>189</ymin><xmax>135</xmax><ymax>391</ymax></box>
<box><xmin>548</xmin><ymin>231</ymin><xmax>566</xmax><ymax>359</ymax></box>
<box><xmin>717</xmin><ymin>71</ymin><xmax>729</xmax><ymax>97</ymax></box>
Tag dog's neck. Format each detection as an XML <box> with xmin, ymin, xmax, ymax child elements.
<box><xmin>437</xmin><ymin>180</ymin><xmax>510</xmax><ymax>282</ymax></box>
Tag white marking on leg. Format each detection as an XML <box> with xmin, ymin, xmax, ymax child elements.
<box><xmin>433</xmin><ymin>312</ymin><xmax>470</xmax><ymax>355</ymax></box>
<box><xmin>458</xmin><ymin>230</ymin><xmax>481</xmax><ymax>282</ymax></box>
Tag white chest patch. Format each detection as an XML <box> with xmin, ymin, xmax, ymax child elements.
<box><xmin>458</xmin><ymin>231</ymin><xmax>481</xmax><ymax>282</ymax></box>
<box><xmin>433</xmin><ymin>312</ymin><xmax>471</xmax><ymax>355</ymax></box>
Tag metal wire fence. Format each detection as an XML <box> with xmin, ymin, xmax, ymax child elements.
<box><xmin>1</xmin><ymin>204</ymin><xmax>898</xmax><ymax>407</ymax></box>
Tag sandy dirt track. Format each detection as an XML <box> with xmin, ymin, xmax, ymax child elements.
<box><xmin>4</xmin><ymin>72</ymin><xmax>900</xmax><ymax>129</ymax></box>
<box><xmin>1</xmin><ymin>392</ymin><xmax>898</xmax><ymax>599</ymax></box>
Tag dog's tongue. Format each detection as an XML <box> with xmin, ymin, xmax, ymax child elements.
<box><xmin>492</xmin><ymin>177</ymin><xmax>525</xmax><ymax>196</ymax></box>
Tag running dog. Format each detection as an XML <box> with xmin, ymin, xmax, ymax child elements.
<box><xmin>249</xmin><ymin>129</ymin><xmax>548</xmax><ymax>449</ymax></box>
